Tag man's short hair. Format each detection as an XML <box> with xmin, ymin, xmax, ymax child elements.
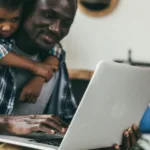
<box><xmin>0</xmin><ymin>0</ymin><xmax>24</xmax><ymax>10</ymax></box>
<box><xmin>22</xmin><ymin>0</ymin><xmax>36</xmax><ymax>20</ymax></box>
<box><xmin>23</xmin><ymin>0</ymin><xmax>77</xmax><ymax>18</ymax></box>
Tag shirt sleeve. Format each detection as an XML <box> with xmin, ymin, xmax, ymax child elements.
<box><xmin>0</xmin><ymin>44</ymin><xmax>12</xmax><ymax>59</ymax></box>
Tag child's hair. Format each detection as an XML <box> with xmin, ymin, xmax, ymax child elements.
<box><xmin>0</xmin><ymin>0</ymin><xmax>24</xmax><ymax>10</ymax></box>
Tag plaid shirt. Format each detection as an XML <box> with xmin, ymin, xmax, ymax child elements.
<box><xmin>0</xmin><ymin>38</ymin><xmax>15</xmax><ymax>59</ymax></box>
<box><xmin>0</xmin><ymin>40</ymin><xmax>77</xmax><ymax>120</ymax></box>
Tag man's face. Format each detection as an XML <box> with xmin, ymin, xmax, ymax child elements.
<box><xmin>24</xmin><ymin>0</ymin><xmax>77</xmax><ymax>51</ymax></box>
<box><xmin>0</xmin><ymin>7</ymin><xmax>22</xmax><ymax>38</ymax></box>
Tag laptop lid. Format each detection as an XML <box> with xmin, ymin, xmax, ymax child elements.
<box><xmin>59</xmin><ymin>61</ymin><xmax>150</xmax><ymax>150</ymax></box>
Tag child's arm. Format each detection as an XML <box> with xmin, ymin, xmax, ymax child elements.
<box><xmin>19</xmin><ymin>44</ymin><xmax>63</xmax><ymax>103</ymax></box>
<box><xmin>0</xmin><ymin>51</ymin><xmax>53</xmax><ymax>81</ymax></box>
<box><xmin>0</xmin><ymin>51</ymin><xmax>36</xmax><ymax>70</ymax></box>
<box><xmin>19</xmin><ymin>56</ymin><xmax>59</xmax><ymax>103</ymax></box>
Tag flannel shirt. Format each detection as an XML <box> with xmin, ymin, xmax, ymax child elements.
<box><xmin>0</xmin><ymin>38</ymin><xmax>16</xmax><ymax>114</ymax></box>
<box><xmin>0</xmin><ymin>38</ymin><xmax>15</xmax><ymax>59</ymax></box>
<box><xmin>0</xmin><ymin>41</ymin><xmax>77</xmax><ymax>120</ymax></box>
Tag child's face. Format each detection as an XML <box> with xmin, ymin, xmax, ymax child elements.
<box><xmin>0</xmin><ymin>7</ymin><xmax>22</xmax><ymax>38</ymax></box>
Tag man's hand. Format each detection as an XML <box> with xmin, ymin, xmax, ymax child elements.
<box><xmin>19</xmin><ymin>76</ymin><xmax>45</xmax><ymax>103</ymax></box>
<box><xmin>4</xmin><ymin>115</ymin><xmax>68</xmax><ymax>135</ymax></box>
<box><xmin>92</xmin><ymin>124</ymin><xmax>141</xmax><ymax>150</ymax></box>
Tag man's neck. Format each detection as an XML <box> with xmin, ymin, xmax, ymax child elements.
<box><xmin>15</xmin><ymin>30</ymin><xmax>41</xmax><ymax>55</ymax></box>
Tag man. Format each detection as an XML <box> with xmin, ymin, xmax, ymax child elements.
<box><xmin>0</xmin><ymin>0</ymin><xmax>141</xmax><ymax>149</ymax></box>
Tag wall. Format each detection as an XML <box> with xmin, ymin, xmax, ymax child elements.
<box><xmin>62</xmin><ymin>0</ymin><xmax>150</xmax><ymax>70</ymax></box>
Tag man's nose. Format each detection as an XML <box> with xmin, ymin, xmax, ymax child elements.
<box><xmin>1</xmin><ymin>24</ymin><xmax>11</xmax><ymax>32</ymax></box>
<box><xmin>49</xmin><ymin>20</ymin><xmax>61</xmax><ymax>35</ymax></box>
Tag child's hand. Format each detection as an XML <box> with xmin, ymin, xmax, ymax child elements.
<box><xmin>19</xmin><ymin>76</ymin><xmax>45</xmax><ymax>103</ymax></box>
<box><xmin>44</xmin><ymin>56</ymin><xmax>59</xmax><ymax>73</ymax></box>
<box><xmin>32</xmin><ymin>62</ymin><xmax>54</xmax><ymax>81</ymax></box>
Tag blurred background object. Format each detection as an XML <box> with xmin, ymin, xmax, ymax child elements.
<box><xmin>115</xmin><ymin>49</ymin><xmax>150</xmax><ymax>67</ymax></box>
<box><xmin>62</xmin><ymin>0</ymin><xmax>150</xmax><ymax>71</ymax></box>
<box><xmin>63</xmin><ymin>0</ymin><xmax>150</xmax><ymax>104</ymax></box>
<box><xmin>69</xmin><ymin>69</ymin><xmax>93</xmax><ymax>105</ymax></box>
<box><xmin>78</xmin><ymin>0</ymin><xmax>119</xmax><ymax>17</ymax></box>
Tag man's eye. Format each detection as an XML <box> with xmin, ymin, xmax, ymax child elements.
<box><xmin>44</xmin><ymin>12</ymin><xmax>53</xmax><ymax>19</ymax></box>
<box><xmin>11</xmin><ymin>18</ymin><xmax>20</xmax><ymax>23</ymax></box>
<box><xmin>62</xmin><ymin>20</ymin><xmax>73</xmax><ymax>27</ymax></box>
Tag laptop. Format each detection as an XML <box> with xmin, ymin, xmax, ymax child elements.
<box><xmin>0</xmin><ymin>60</ymin><xmax>150</xmax><ymax>150</ymax></box>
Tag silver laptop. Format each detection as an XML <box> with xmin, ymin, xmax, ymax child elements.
<box><xmin>0</xmin><ymin>61</ymin><xmax>150</xmax><ymax>150</ymax></box>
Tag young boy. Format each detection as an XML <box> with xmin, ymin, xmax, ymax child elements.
<box><xmin>0</xmin><ymin>0</ymin><xmax>61</xmax><ymax>102</ymax></box>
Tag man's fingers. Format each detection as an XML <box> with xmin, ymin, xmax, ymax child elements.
<box><xmin>114</xmin><ymin>145</ymin><xmax>120</xmax><ymax>150</ymax></box>
<box><xmin>128</xmin><ymin>128</ymin><xmax>136</xmax><ymax>146</ymax></box>
<box><xmin>39</xmin><ymin>124</ymin><xmax>56</xmax><ymax>134</ymax></box>
<box><xmin>29</xmin><ymin>115</ymin><xmax>67</xmax><ymax>133</ymax></box>
<box><xmin>47</xmin><ymin>115</ymin><xmax>68</xmax><ymax>128</ymax></box>
<box><xmin>43</xmin><ymin>118</ymin><xmax>66</xmax><ymax>133</ymax></box>
<box><xmin>122</xmin><ymin>131</ymin><xmax>130</xmax><ymax>150</ymax></box>
<box><xmin>30</xmin><ymin>124</ymin><xmax>56</xmax><ymax>135</ymax></box>
<box><xmin>44</xmin><ymin>116</ymin><xmax>68</xmax><ymax>132</ymax></box>
<box><xmin>31</xmin><ymin>114</ymin><xmax>66</xmax><ymax>124</ymax></box>
<box><xmin>30</xmin><ymin>124</ymin><xmax>54</xmax><ymax>134</ymax></box>
<box><xmin>132</xmin><ymin>124</ymin><xmax>141</xmax><ymax>141</ymax></box>
<box><xmin>48</xmin><ymin>115</ymin><xmax>62</xmax><ymax>125</ymax></box>
<box><xmin>25</xmin><ymin>118</ymin><xmax>65</xmax><ymax>134</ymax></box>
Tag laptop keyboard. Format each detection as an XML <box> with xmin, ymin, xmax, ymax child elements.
<box><xmin>29</xmin><ymin>138</ymin><xmax>63</xmax><ymax>147</ymax></box>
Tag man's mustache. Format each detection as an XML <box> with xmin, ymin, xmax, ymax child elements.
<box><xmin>38</xmin><ymin>30</ymin><xmax>61</xmax><ymax>42</ymax></box>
